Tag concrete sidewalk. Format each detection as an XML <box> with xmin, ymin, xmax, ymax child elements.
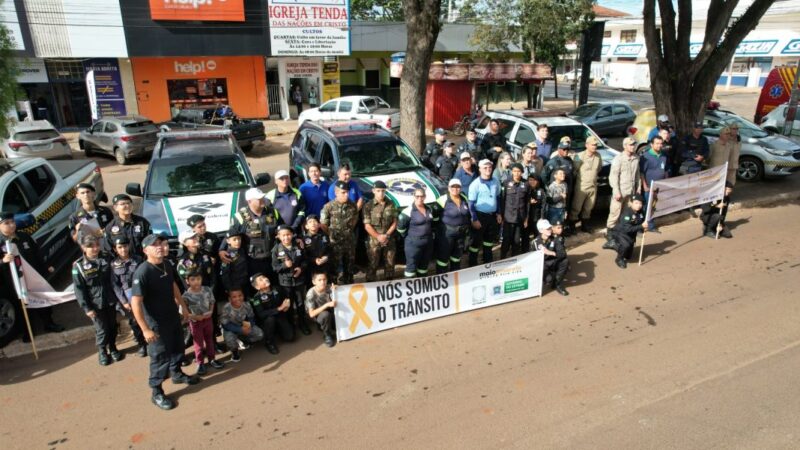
<box><xmin>3</xmin><ymin>170</ymin><xmax>799</xmax><ymax>360</ymax></box>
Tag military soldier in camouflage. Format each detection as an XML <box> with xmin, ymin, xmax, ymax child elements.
<box><xmin>362</xmin><ymin>180</ymin><xmax>398</xmax><ymax>281</ymax></box>
<box><xmin>320</xmin><ymin>181</ymin><xmax>359</xmax><ymax>284</ymax></box>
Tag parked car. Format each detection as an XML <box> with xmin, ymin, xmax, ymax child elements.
<box><xmin>562</xmin><ymin>70</ymin><xmax>588</xmax><ymax>82</ymax></box>
<box><xmin>298</xmin><ymin>96</ymin><xmax>401</xmax><ymax>133</ymax></box>
<box><xmin>628</xmin><ymin>106</ymin><xmax>800</xmax><ymax>182</ymax></box>
<box><xmin>0</xmin><ymin>156</ymin><xmax>105</xmax><ymax>346</ymax></box>
<box><xmin>159</xmin><ymin>105</ymin><xmax>266</xmax><ymax>153</ymax></box>
<box><xmin>759</xmin><ymin>103</ymin><xmax>800</xmax><ymax>139</ymax></box>
<box><xmin>79</xmin><ymin>116</ymin><xmax>159</xmax><ymax>165</ymax></box>
<box><xmin>568</xmin><ymin>102</ymin><xmax>636</xmax><ymax>137</ymax></box>
<box><xmin>1</xmin><ymin>120</ymin><xmax>71</xmax><ymax>160</ymax></box>
<box><xmin>125</xmin><ymin>130</ymin><xmax>270</xmax><ymax>247</ymax></box>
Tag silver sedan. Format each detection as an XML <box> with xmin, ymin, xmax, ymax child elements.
<box><xmin>79</xmin><ymin>116</ymin><xmax>158</xmax><ymax>165</ymax></box>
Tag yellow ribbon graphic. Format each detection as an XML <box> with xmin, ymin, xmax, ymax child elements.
<box><xmin>348</xmin><ymin>284</ymin><xmax>373</xmax><ymax>333</ymax></box>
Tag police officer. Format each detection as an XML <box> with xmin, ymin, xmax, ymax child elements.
<box><xmin>223</xmin><ymin>187</ymin><xmax>281</xmax><ymax>281</ymax></box>
<box><xmin>362</xmin><ymin>181</ymin><xmax>398</xmax><ymax>281</ymax></box>
<box><xmin>611</xmin><ymin>194</ymin><xmax>648</xmax><ymax>269</ymax></box>
<box><xmin>176</xmin><ymin>230</ymin><xmax>215</xmax><ymax>289</ymax></box>
<box><xmin>248</xmin><ymin>273</ymin><xmax>294</xmax><ymax>355</ymax></box>
<box><xmin>679</xmin><ymin>121</ymin><xmax>710</xmax><ymax>174</ymax></box>
<box><xmin>69</xmin><ymin>183</ymin><xmax>113</xmax><ymax>243</ymax></box>
<box><xmin>534</xmin><ymin>219</ymin><xmax>569</xmax><ymax>296</ymax></box>
<box><xmin>187</xmin><ymin>214</ymin><xmax>221</xmax><ymax>262</ymax></box>
<box><xmin>481</xmin><ymin>119</ymin><xmax>507</xmax><ymax>165</ymax></box>
<box><xmin>110</xmin><ymin>235</ymin><xmax>147</xmax><ymax>357</ymax></box>
<box><xmin>104</xmin><ymin>194</ymin><xmax>152</xmax><ymax>257</ymax></box>
<box><xmin>700</xmin><ymin>182</ymin><xmax>734</xmax><ymax>239</ymax></box>
<box><xmin>0</xmin><ymin>211</ymin><xmax>64</xmax><ymax>338</ymax></box>
<box><xmin>457</xmin><ymin>127</ymin><xmax>483</xmax><ymax>163</ymax></box>
<box><xmin>542</xmin><ymin>138</ymin><xmax>575</xmax><ymax>188</ymax></box>
<box><xmin>73</xmin><ymin>234</ymin><xmax>121</xmax><ymax>366</ymax></box>
<box><xmin>131</xmin><ymin>234</ymin><xmax>197</xmax><ymax>411</ymax></box>
<box><xmin>423</xmin><ymin>128</ymin><xmax>447</xmax><ymax>170</ymax></box>
<box><xmin>434</xmin><ymin>141</ymin><xmax>459</xmax><ymax>181</ymax></box>
<box><xmin>265</xmin><ymin>170</ymin><xmax>306</xmax><ymax>233</ymax></box>
<box><xmin>320</xmin><ymin>181</ymin><xmax>359</xmax><ymax>284</ymax></box>
<box><xmin>499</xmin><ymin>163</ymin><xmax>530</xmax><ymax>258</ymax></box>
<box><xmin>435</xmin><ymin>178</ymin><xmax>471</xmax><ymax>273</ymax></box>
<box><xmin>398</xmin><ymin>188</ymin><xmax>439</xmax><ymax>278</ymax></box>
<box><xmin>301</xmin><ymin>214</ymin><xmax>333</xmax><ymax>281</ymax></box>
<box><xmin>467</xmin><ymin>159</ymin><xmax>502</xmax><ymax>266</ymax></box>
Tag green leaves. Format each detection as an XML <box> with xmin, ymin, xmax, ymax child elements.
<box><xmin>0</xmin><ymin>0</ymin><xmax>20</xmax><ymax>137</ymax></box>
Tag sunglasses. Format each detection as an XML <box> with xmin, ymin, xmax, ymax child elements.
<box><xmin>414</xmin><ymin>195</ymin><xmax>425</xmax><ymax>198</ymax></box>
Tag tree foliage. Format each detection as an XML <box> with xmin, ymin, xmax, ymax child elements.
<box><xmin>470</xmin><ymin>0</ymin><xmax>595</xmax><ymax>63</ymax></box>
<box><xmin>350</xmin><ymin>0</ymin><xmax>406</xmax><ymax>21</ymax></box>
<box><xmin>643</xmin><ymin>0</ymin><xmax>775</xmax><ymax>135</ymax></box>
<box><xmin>0</xmin><ymin>1</ymin><xmax>19</xmax><ymax>137</ymax></box>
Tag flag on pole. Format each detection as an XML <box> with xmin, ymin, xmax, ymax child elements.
<box><xmin>5</xmin><ymin>242</ymin><xmax>76</xmax><ymax>309</ymax></box>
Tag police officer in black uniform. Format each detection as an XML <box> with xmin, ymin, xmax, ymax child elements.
<box><xmin>248</xmin><ymin>273</ymin><xmax>294</xmax><ymax>355</ymax></box>
<box><xmin>434</xmin><ymin>179</ymin><xmax>471</xmax><ymax>273</ymax></box>
<box><xmin>73</xmin><ymin>234</ymin><xmax>122</xmax><ymax>365</ymax></box>
<box><xmin>131</xmin><ymin>234</ymin><xmax>198</xmax><ymax>411</ymax></box>
<box><xmin>700</xmin><ymin>182</ymin><xmax>734</xmax><ymax>239</ymax></box>
<box><xmin>480</xmin><ymin>119</ymin><xmax>507</xmax><ymax>165</ymax></box>
<box><xmin>222</xmin><ymin>188</ymin><xmax>282</xmax><ymax>283</ymax></box>
<box><xmin>423</xmin><ymin>128</ymin><xmax>447</xmax><ymax>170</ymax></box>
<box><xmin>176</xmin><ymin>230</ymin><xmax>215</xmax><ymax>289</ymax></box>
<box><xmin>534</xmin><ymin>219</ymin><xmax>569</xmax><ymax>296</ymax></box>
<box><xmin>457</xmin><ymin>127</ymin><xmax>483</xmax><ymax>163</ymax></box>
<box><xmin>104</xmin><ymin>194</ymin><xmax>152</xmax><ymax>257</ymax></box>
<box><xmin>0</xmin><ymin>211</ymin><xmax>65</xmax><ymax>339</ymax></box>
<box><xmin>68</xmin><ymin>183</ymin><xmax>114</xmax><ymax>243</ymax></box>
<box><xmin>110</xmin><ymin>235</ymin><xmax>147</xmax><ymax>357</ymax></box>
<box><xmin>434</xmin><ymin>141</ymin><xmax>459</xmax><ymax>181</ymax></box>
<box><xmin>610</xmin><ymin>194</ymin><xmax>648</xmax><ymax>269</ymax></box>
<box><xmin>187</xmin><ymin>214</ymin><xmax>221</xmax><ymax>262</ymax></box>
<box><xmin>499</xmin><ymin>163</ymin><xmax>530</xmax><ymax>258</ymax></box>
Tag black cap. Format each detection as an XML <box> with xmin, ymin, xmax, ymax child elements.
<box><xmin>0</xmin><ymin>211</ymin><xmax>13</xmax><ymax>222</ymax></box>
<box><xmin>141</xmin><ymin>233</ymin><xmax>167</xmax><ymax>247</ymax></box>
<box><xmin>305</xmin><ymin>214</ymin><xmax>319</xmax><ymax>222</ymax></box>
<box><xmin>112</xmin><ymin>235</ymin><xmax>130</xmax><ymax>246</ymax></box>
<box><xmin>76</xmin><ymin>183</ymin><xmax>95</xmax><ymax>192</ymax></box>
<box><xmin>557</xmin><ymin>142</ymin><xmax>570</xmax><ymax>150</ymax></box>
<box><xmin>551</xmin><ymin>219</ymin><xmax>564</xmax><ymax>227</ymax></box>
<box><xmin>631</xmin><ymin>194</ymin><xmax>644</xmax><ymax>203</ymax></box>
<box><xmin>183</xmin><ymin>266</ymin><xmax>202</xmax><ymax>279</ymax></box>
<box><xmin>444</xmin><ymin>141</ymin><xmax>456</xmax><ymax>148</ymax></box>
<box><xmin>725</xmin><ymin>181</ymin><xmax>734</xmax><ymax>189</ymax></box>
<box><xmin>276</xmin><ymin>224</ymin><xmax>292</xmax><ymax>233</ymax></box>
<box><xmin>434</xmin><ymin>128</ymin><xmax>446</xmax><ymax>135</ymax></box>
<box><xmin>373</xmin><ymin>180</ymin><xmax>387</xmax><ymax>189</ymax></box>
<box><xmin>79</xmin><ymin>234</ymin><xmax>100</xmax><ymax>247</ymax></box>
<box><xmin>510</xmin><ymin>163</ymin><xmax>523</xmax><ymax>172</ymax></box>
<box><xmin>249</xmin><ymin>273</ymin><xmax>267</xmax><ymax>286</ymax></box>
<box><xmin>226</xmin><ymin>227</ymin><xmax>244</xmax><ymax>238</ymax></box>
<box><xmin>112</xmin><ymin>194</ymin><xmax>132</xmax><ymax>204</ymax></box>
<box><xmin>527</xmin><ymin>173</ymin><xmax>541</xmax><ymax>181</ymax></box>
<box><xmin>187</xmin><ymin>214</ymin><xmax>205</xmax><ymax>227</ymax></box>
<box><xmin>335</xmin><ymin>180</ymin><xmax>349</xmax><ymax>191</ymax></box>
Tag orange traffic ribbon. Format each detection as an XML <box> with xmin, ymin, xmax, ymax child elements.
<box><xmin>348</xmin><ymin>284</ymin><xmax>373</xmax><ymax>333</ymax></box>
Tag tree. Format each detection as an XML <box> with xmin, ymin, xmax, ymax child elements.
<box><xmin>400</xmin><ymin>0</ymin><xmax>442</xmax><ymax>153</ymax></box>
<box><xmin>350</xmin><ymin>0</ymin><xmax>405</xmax><ymax>21</ymax></box>
<box><xmin>0</xmin><ymin>4</ymin><xmax>19</xmax><ymax>137</ymax></box>
<box><xmin>643</xmin><ymin>0</ymin><xmax>775</xmax><ymax>135</ymax></box>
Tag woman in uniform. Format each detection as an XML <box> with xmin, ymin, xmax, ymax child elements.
<box><xmin>398</xmin><ymin>188</ymin><xmax>439</xmax><ymax>278</ymax></box>
<box><xmin>434</xmin><ymin>179</ymin><xmax>471</xmax><ymax>274</ymax></box>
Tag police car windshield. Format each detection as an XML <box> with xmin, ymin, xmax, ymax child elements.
<box><xmin>545</xmin><ymin>125</ymin><xmax>606</xmax><ymax>151</ymax></box>
<box><xmin>339</xmin><ymin>141</ymin><xmax>421</xmax><ymax>175</ymax></box>
<box><xmin>147</xmin><ymin>154</ymin><xmax>249</xmax><ymax>196</ymax></box>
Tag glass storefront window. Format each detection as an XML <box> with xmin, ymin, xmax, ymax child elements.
<box><xmin>167</xmin><ymin>78</ymin><xmax>229</xmax><ymax>107</ymax></box>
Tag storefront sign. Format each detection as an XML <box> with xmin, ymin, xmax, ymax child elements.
<box><xmin>613</xmin><ymin>44</ymin><xmax>643</xmax><ymax>56</ymax></box>
<box><xmin>735</xmin><ymin>40</ymin><xmax>777</xmax><ymax>55</ymax></box>
<box><xmin>84</xmin><ymin>59</ymin><xmax>127</xmax><ymax>120</ymax></box>
<box><xmin>173</xmin><ymin>59</ymin><xmax>218</xmax><ymax>75</ymax></box>
<box><xmin>321</xmin><ymin>61</ymin><xmax>341</xmax><ymax>102</ymax></box>
<box><xmin>286</xmin><ymin>61</ymin><xmax>321</xmax><ymax>78</ymax></box>
<box><xmin>267</xmin><ymin>0</ymin><xmax>351</xmax><ymax>56</ymax></box>
<box><xmin>601</xmin><ymin>44</ymin><xmax>610</xmax><ymax>55</ymax></box>
<box><xmin>334</xmin><ymin>252</ymin><xmax>544</xmax><ymax>341</ymax></box>
<box><xmin>781</xmin><ymin>39</ymin><xmax>800</xmax><ymax>55</ymax></box>
<box><xmin>468</xmin><ymin>63</ymin><xmax>517</xmax><ymax>80</ymax></box>
<box><xmin>16</xmin><ymin>58</ymin><xmax>48</xmax><ymax>84</ymax></box>
<box><xmin>149</xmin><ymin>0</ymin><xmax>245</xmax><ymax>22</ymax></box>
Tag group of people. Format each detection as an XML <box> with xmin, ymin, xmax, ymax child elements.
<box><xmin>0</xmin><ymin>113</ymin><xmax>740</xmax><ymax>411</ymax></box>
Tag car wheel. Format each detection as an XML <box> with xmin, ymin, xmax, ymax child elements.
<box><xmin>115</xmin><ymin>147</ymin><xmax>129</xmax><ymax>165</ymax></box>
<box><xmin>636</xmin><ymin>143</ymin><xmax>647</xmax><ymax>155</ymax></box>
<box><xmin>78</xmin><ymin>139</ymin><xmax>85</xmax><ymax>150</ymax></box>
<box><xmin>241</xmin><ymin>143</ymin><xmax>253</xmax><ymax>153</ymax></box>
<box><xmin>0</xmin><ymin>295</ymin><xmax>21</xmax><ymax>348</ymax></box>
<box><xmin>737</xmin><ymin>156</ymin><xmax>763</xmax><ymax>182</ymax></box>
<box><xmin>763</xmin><ymin>127</ymin><xmax>779</xmax><ymax>134</ymax></box>
<box><xmin>83</xmin><ymin>142</ymin><xmax>93</xmax><ymax>157</ymax></box>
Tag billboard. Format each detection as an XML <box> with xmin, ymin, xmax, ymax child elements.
<box><xmin>268</xmin><ymin>0</ymin><xmax>351</xmax><ymax>56</ymax></box>
<box><xmin>149</xmin><ymin>0</ymin><xmax>245</xmax><ymax>21</ymax></box>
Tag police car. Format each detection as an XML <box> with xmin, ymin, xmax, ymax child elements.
<box><xmin>125</xmin><ymin>130</ymin><xmax>271</xmax><ymax>247</ymax></box>
<box><xmin>289</xmin><ymin>120</ymin><xmax>447</xmax><ymax>208</ymax></box>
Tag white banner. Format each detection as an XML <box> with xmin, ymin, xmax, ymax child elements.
<box><xmin>645</xmin><ymin>163</ymin><xmax>727</xmax><ymax>222</ymax></box>
<box><xmin>268</xmin><ymin>0</ymin><xmax>351</xmax><ymax>56</ymax></box>
<box><xmin>5</xmin><ymin>242</ymin><xmax>76</xmax><ymax>309</ymax></box>
<box><xmin>334</xmin><ymin>252</ymin><xmax>544</xmax><ymax>341</ymax></box>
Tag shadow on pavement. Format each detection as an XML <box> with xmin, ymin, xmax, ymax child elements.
<box><xmin>639</xmin><ymin>239</ymin><xmax>679</xmax><ymax>265</ymax></box>
<box><xmin>0</xmin><ymin>339</ymin><xmax>97</xmax><ymax>385</ymax></box>
<box><xmin>566</xmin><ymin>252</ymin><xmax>597</xmax><ymax>288</ymax></box>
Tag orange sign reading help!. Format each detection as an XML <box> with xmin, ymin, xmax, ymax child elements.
<box><xmin>149</xmin><ymin>0</ymin><xmax>245</xmax><ymax>22</ymax></box>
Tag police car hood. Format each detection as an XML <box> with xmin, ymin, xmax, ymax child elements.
<box><xmin>357</xmin><ymin>169</ymin><xmax>446</xmax><ymax>207</ymax></box>
<box><xmin>142</xmin><ymin>191</ymin><xmax>245</xmax><ymax>238</ymax></box>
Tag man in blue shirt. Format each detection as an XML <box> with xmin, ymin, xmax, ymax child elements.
<box><xmin>299</xmin><ymin>163</ymin><xmax>329</xmax><ymax>218</ymax></box>
<box><xmin>647</xmin><ymin>114</ymin><xmax>675</xmax><ymax>143</ymax></box>
<box><xmin>535</xmin><ymin>124</ymin><xmax>553</xmax><ymax>161</ymax></box>
<box><xmin>467</xmin><ymin>159</ymin><xmax>502</xmax><ymax>266</ymax></box>
<box><xmin>327</xmin><ymin>164</ymin><xmax>363</xmax><ymax>210</ymax></box>
<box><xmin>265</xmin><ymin>170</ymin><xmax>306</xmax><ymax>233</ymax></box>
<box><xmin>453</xmin><ymin>152</ymin><xmax>479</xmax><ymax>191</ymax></box>
<box><xmin>639</xmin><ymin>135</ymin><xmax>669</xmax><ymax>232</ymax></box>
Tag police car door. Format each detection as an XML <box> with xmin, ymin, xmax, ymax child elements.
<box><xmin>511</xmin><ymin>123</ymin><xmax>536</xmax><ymax>160</ymax></box>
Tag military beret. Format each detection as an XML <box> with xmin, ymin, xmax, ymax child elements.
<box><xmin>551</xmin><ymin>219</ymin><xmax>565</xmax><ymax>227</ymax></box>
<box><xmin>80</xmin><ymin>234</ymin><xmax>100</xmax><ymax>247</ymax></box>
<box><xmin>226</xmin><ymin>227</ymin><xmax>244</xmax><ymax>238</ymax></box>
<box><xmin>0</xmin><ymin>211</ymin><xmax>13</xmax><ymax>222</ymax></box>
<box><xmin>187</xmin><ymin>214</ymin><xmax>205</xmax><ymax>227</ymax></box>
<box><xmin>76</xmin><ymin>183</ymin><xmax>95</xmax><ymax>192</ymax></box>
<box><xmin>630</xmin><ymin>194</ymin><xmax>644</xmax><ymax>203</ymax></box>
<box><xmin>276</xmin><ymin>224</ymin><xmax>293</xmax><ymax>233</ymax></box>
<box><xmin>372</xmin><ymin>180</ymin><xmax>387</xmax><ymax>189</ymax></box>
<box><xmin>112</xmin><ymin>235</ymin><xmax>130</xmax><ymax>246</ymax></box>
<box><xmin>305</xmin><ymin>214</ymin><xmax>319</xmax><ymax>222</ymax></box>
<box><xmin>249</xmin><ymin>273</ymin><xmax>267</xmax><ymax>286</ymax></box>
<box><xmin>112</xmin><ymin>194</ymin><xmax>132</xmax><ymax>204</ymax></box>
<box><xmin>335</xmin><ymin>180</ymin><xmax>349</xmax><ymax>191</ymax></box>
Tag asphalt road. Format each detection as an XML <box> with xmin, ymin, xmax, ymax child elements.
<box><xmin>2</xmin><ymin>200</ymin><xmax>799</xmax><ymax>448</ymax></box>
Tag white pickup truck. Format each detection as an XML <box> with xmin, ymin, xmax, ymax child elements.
<box><xmin>0</xmin><ymin>157</ymin><xmax>104</xmax><ymax>345</ymax></box>
<box><xmin>298</xmin><ymin>95</ymin><xmax>401</xmax><ymax>132</ymax></box>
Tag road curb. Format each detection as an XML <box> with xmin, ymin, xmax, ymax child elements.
<box><xmin>2</xmin><ymin>190</ymin><xmax>799</xmax><ymax>359</ymax></box>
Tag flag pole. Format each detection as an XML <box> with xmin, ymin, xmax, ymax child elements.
<box><xmin>716</xmin><ymin>166</ymin><xmax>728</xmax><ymax>240</ymax></box>
<box><xmin>5</xmin><ymin>241</ymin><xmax>38</xmax><ymax>359</ymax></box>
<box><xmin>638</xmin><ymin>180</ymin><xmax>654</xmax><ymax>266</ymax></box>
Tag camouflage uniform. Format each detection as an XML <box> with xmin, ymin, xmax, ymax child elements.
<box><xmin>362</xmin><ymin>198</ymin><xmax>398</xmax><ymax>281</ymax></box>
<box><xmin>320</xmin><ymin>199</ymin><xmax>358</xmax><ymax>284</ymax></box>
